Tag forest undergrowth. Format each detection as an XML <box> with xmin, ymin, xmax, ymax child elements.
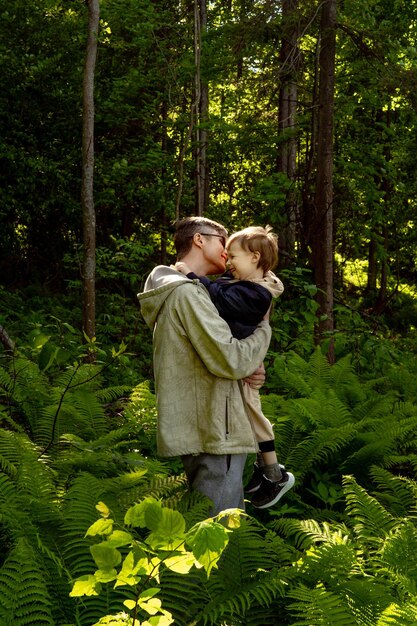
<box><xmin>1</xmin><ymin>281</ymin><xmax>417</xmax><ymax>625</ymax></box>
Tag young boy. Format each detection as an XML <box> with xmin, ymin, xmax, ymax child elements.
<box><xmin>175</xmin><ymin>225</ymin><xmax>294</xmax><ymax>509</ymax></box>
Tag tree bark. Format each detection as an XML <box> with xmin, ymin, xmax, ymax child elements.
<box><xmin>312</xmin><ymin>0</ymin><xmax>336</xmax><ymax>361</ymax></box>
<box><xmin>81</xmin><ymin>0</ymin><xmax>99</xmax><ymax>341</ymax></box>
<box><xmin>277</xmin><ymin>0</ymin><xmax>299</xmax><ymax>265</ymax></box>
<box><xmin>0</xmin><ymin>324</ymin><xmax>14</xmax><ymax>353</ymax></box>
<box><xmin>194</xmin><ymin>0</ymin><xmax>209</xmax><ymax>216</ymax></box>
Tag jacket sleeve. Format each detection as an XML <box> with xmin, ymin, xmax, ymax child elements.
<box><xmin>187</xmin><ymin>273</ymin><xmax>271</xmax><ymax>323</ymax></box>
<box><xmin>212</xmin><ymin>282</ymin><xmax>271</xmax><ymax>322</ymax></box>
<box><xmin>169</xmin><ymin>282</ymin><xmax>272</xmax><ymax>380</ymax></box>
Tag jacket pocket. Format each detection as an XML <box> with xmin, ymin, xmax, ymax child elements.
<box><xmin>225</xmin><ymin>396</ymin><xmax>230</xmax><ymax>440</ymax></box>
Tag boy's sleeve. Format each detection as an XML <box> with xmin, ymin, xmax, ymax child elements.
<box><xmin>215</xmin><ymin>283</ymin><xmax>272</xmax><ymax>320</ymax></box>
<box><xmin>171</xmin><ymin>283</ymin><xmax>271</xmax><ymax>380</ymax></box>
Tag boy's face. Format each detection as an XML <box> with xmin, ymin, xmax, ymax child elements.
<box><xmin>226</xmin><ymin>241</ymin><xmax>261</xmax><ymax>280</ymax></box>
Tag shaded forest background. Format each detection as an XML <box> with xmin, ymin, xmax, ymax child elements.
<box><xmin>2</xmin><ymin>1</ymin><xmax>417</xmax><ymax>625</ymax></box>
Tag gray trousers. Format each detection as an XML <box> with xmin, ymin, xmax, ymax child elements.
<box><xmin>181</xmin><ymin>453</ymin><xmax>247</xmax><ymax>516</ymax></box>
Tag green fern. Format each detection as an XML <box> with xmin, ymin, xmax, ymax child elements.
<box><xmin>0</xmin><ymin>538</ymin><xmax>55</xmax><ymax>625</ymax></box>
<box><xmin>287</xmin><ymin>585</ymin><xmax>357</xmax><ymax>626</ymax></box>
<box><xmin>343</xmin><ymin>475</ymin><xmax>397</xmax><ymax>543</ymax></box>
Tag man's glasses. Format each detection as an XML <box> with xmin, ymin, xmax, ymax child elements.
<box><xmin>198</xmin><ymin>232</ymin><xmax>227</xmax><ymax>247</ymax></box>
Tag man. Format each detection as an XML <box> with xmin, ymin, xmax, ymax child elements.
<box><xmin>138</xmin><ymin>217</ymin><xmax>271</xmax><ymax>514</ymax></box>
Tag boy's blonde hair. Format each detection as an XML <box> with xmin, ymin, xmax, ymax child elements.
<box><xmin>227</xmin><ymin>225</ymin><xmax>278</xmax><ymax>273</ymax></box>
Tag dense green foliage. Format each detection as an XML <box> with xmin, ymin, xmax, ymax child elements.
<box><xmin>1</xmin><ymin>283</ymin><xmax>417</xmax><ymax>624</ymax></box>
<box><xmin>2</xmin><ymin>0</ymin><xmax>417</xmax><ymax>624</ymax></box>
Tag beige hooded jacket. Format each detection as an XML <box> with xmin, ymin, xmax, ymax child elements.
<box><xmin>138</xmin><ymin>266</ymin><xmax>272</xmax><ymax>457</ymax></box>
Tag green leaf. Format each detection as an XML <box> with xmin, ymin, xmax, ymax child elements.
<box><xmin>139</xmin><ymin>596</ymin><xmax>163</xmax><ymax>616</ymax></box>
<box><xmin>163</xmin><ymin>551</ymin><xmax>195</xmax><ymax>574</ymax></box>
<box><xmin>96</xmin><ymin>501</ymin><xmax>111</xmax><ymax>518</ymax></box>
<box><xmin>186</xmin><ymin>521</ymin><xmax>230</xmax><ymax>576</ymax></box>
<box><xmin>85</xmin><ymin>518</ymin><xmax>114</xmax><ymax>537</ymax></box>
<box><xmin>106</xmin><ymin>530</ymin><xmax>134</xmax><ymax>548</ymax></box>
<box><xmin>124</xmin><ymin>497</ymin><xmax>159</xmax><ymax>527</ymax></box>
<box><xmin>123</xmin><ymin>599</ymin><xmax>136</xmax><ymax>610</ymax></box>
<box><xmin>70</xmin><ymin>575</ymin><xmax>101</xmax><ymax>597</ymax></box>
<box><xmin>114</xmin><ymin>549</ymin><xmax>148</xmax><ymax>588</ymax></box>
<box><xmin>94</xmin><ymin>568</ymin><xmax>118</xmax><ymax>583</ymax></box>
<box><xmin>90</xmin><ymin>543</ymin><xmax>122</xmax><ymax>570</ymax></box>
<box><xmin>146</xmin><ymin>508</ymin><xmax>186</xmax><ymax>549</ymax></box>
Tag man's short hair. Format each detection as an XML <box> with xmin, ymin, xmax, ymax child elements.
<box><xmin>174</xmin><ymin>217</ymin><xmax>228</xmax><ymax>260</ymax></box>
<box><xmin>227</xmin><ymin>225</ymin><xmax>278</xmax><ymax>273</ymax></box>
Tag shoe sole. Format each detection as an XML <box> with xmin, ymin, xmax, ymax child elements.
<box><xmin>245</xmin><ymin>483</ymin><xmax>262</xmax><ymax>494</ymax></box>
<box><xmin>252</xmin><ymin>473</ymin><xmax>295</xmax><ymax>509</ymax></box>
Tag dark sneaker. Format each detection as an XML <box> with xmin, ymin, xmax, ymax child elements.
<box><xmin>251</xmin><ymin>471</ymin><xmax>295</xmax><ymax>509</ymax></box>
<box><xmin>244</xmin><ymin>463</ymin><xmax>264</xmax><ymax>493</ymax></box>
<box><xmin>244</xmin><ymin>463</ymin><xmax>286</xmax><ymax>494</ymax></box>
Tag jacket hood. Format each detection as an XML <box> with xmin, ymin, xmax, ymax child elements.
<box><xmin>253</xmin><ymin>270</ymin><xmax>284</xmax><ymax>298</ymax></box>
<box><xmin>138</xmin><ymin>266</ymin><xmax>190</xmax><ymax>329</ymax></box>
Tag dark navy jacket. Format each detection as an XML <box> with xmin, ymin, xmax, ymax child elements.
<box><xmin>187</xmin><ymin>271</ymin><xmax>272</xmax><ymax>340</ymax></box>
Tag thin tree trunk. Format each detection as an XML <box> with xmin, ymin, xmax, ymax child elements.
<box><xmin>312</xmin><ymin>0</ymin><xmax>336</xmax><ymax>361</ymax></box>
<box><xmin>82</xmin><ymin>0</ymin><xmax>99</xmax><ymax>341</ymax></box>
<box><xmin>277</xmin><ymin>0</ymin><xmax>299</xmax><ymax>265</ymax></box>
<box><xmin>367</xmin><ymin>235</ymin><xmax>378</xmax><ymax>293</ymax></box>
<box><xmin>0</xmin><ymin>325</ymin><xmax>14</xmax><ymax>353</ymax></box>
<box><xmin>160</xmin><ymin>100</ymin><xmax>168</xmax><ymax>264</ymax></box>
<box><xmin>194</xmin><ymin>0</ymin><xmax>208</xmax><ymax>216</ymax></box>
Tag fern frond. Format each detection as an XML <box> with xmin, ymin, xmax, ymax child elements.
<box><xmin>376</xmin><ymin>601</ymin><xmax>417</xmax><ymax>625</ymax></box>
<box><xmin>380</xmin><ymin>520</ymin><xmax>417</xmax><ymax>583</ymax></box>
<box><xmin>287</xmin><ymin>585</ymin><xmax>356</xmax><ymax>626</ymax></box>
<box><xmin>369</xmin><ymin>466</ymin><xmax>417</xmax><ymax>517</ymax></box>
<box><xmin>287</xmin><ymin>424</ymin><xmax>357</xmax><ymax>479</ymax></box>
<box><xmin>273</xmin><ymin>352</ymin><xmax>313</xmax><ymax>397</ymax></box>
<box><xmin>95</xmin><ymin>385</ymin><xmax>132</xmax><ymax>403</ymax></box>
<box><xmin>60</xmin><ymin>473</ymin><xmax>105</xmax><ymax>577</ymax></box>
<box><xmin>0</xmin><ymin>538</ymin><xmax>54</xmax><ymax>626</ymax></box>
<box><xmin>343</xmin><ymin>475</ymin><xmax>397</xmax><ymax>543</ymax></box>
<box><xmin>307</xmin><ymin>347</ymin><xmax>333</xmax><ymax>386</ymax></box>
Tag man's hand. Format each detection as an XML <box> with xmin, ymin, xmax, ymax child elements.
<box><xmin>174</xmin><ymin>261</ymin><xmax>192</xmax><ymax>275</ymax></box>
<box><xmin>244</xmin><ymin>363</ymin><xmax>266</xmax><ymax>390</ymax></box>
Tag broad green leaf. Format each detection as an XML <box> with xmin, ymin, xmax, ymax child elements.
<box><xmin>140</xmin><ymin>588</ymin><xmax>160</xmax><ymax>600</ymax></box>
<box><xmin>186</xmin><ymin>521</ymin><xmax>229</xmax><ymax>576</ymax></box>
<box><xmin>94</xmin><ymin>568</ymin><xmax>118</xmax><ymax>583</ymax></box>
<box><xmin>216</xmin><ymin>509</ymin><xmax>243</xmax><ymax>529</ymax></box>
<box><xmin>146</xmin><ymin>508</ymin><xmax>186</xmax><ymax>549</ymax></box>
<box><xmin>124</xmin><ymin>497</ymin><xmax>159</xmax><ymax>527</ymax></box>
<box><xmin>144</xmin><ymin>610</ymin><xmax>174</xmax><ymax>625</ymax></box>
<box><xmin>91</xmin><ymin>542</ymin><xmax>122</xmax><ymax>569</ymax></box>
<box><xmin>114</xmin><ymin>549</ymin><xmax>148</xmax><ymax>588</ymax></box>
<box><xmin>144</xmin><ymin>501</ymin><xmax>164</xmax><ymax>531</ymax></box>
<box><xmin>163</xmin><ymin>551</ymin><xmax>195</xmax><ymax>574</ymax></box>
<box><xmin>123</xmin><ymin>599</ymin><xmax>136</xmax><ymax>610</ymax></box>
<box><xmin>70</xmin><ymin>575</ymin><xmax>101</xmax><ymax>597</ymax></box>
<box><xmin>86</xmin><ymin>518</ymin><xmax>114</xmax><ymax>537</ymax></box>
<box><xmin>139</xmin><ymin>597</ymin><xmax>162</xmax><ymax>616</ymax></box>
<box><xmin>106</xmin><ymin>530</ymin><xmax>133</xmax><ymax>548</ymax></box>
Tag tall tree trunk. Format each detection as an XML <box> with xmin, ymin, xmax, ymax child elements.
<box><xmin>0</xmin><ymin>325</ymin><xmax>14</xmax><ymax>353</ymax></box>
<box><xmin>82</xmin><ymin>0</ymin><xmax>99</xmax><ymax>341</ymax></box>
<box><xmin>372</xmin><ymin>107</ymin><xmax>392</xmax><ymax>314</ymax></box>
<box><xmin>194</xmin><ymin>0</ymin><xmax>208</xmax><ymax>216</ymax></box>
<box><xmin>367</xmin><ymin>235</ymin><xmax>378</xmax><ymax>293</ymax></box>
<box><xmin>277</xmin><ymin>0</ymin><xmax>299</xmax><ymax>265</ymax></box>
<box><xmin>160</xmin><ymin>100</ymin><xmax>168</xmax><ymax>264</ymax></box>
<box><xmin>312</xmin><ymin>0</ymin><xmax>336</xmax><ymax>361</ymax></box>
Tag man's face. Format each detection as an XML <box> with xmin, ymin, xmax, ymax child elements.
<box><xmin>201</xmin><ymin>232</ymin><xmax>227</xmax><ymax>274</ymax></box>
